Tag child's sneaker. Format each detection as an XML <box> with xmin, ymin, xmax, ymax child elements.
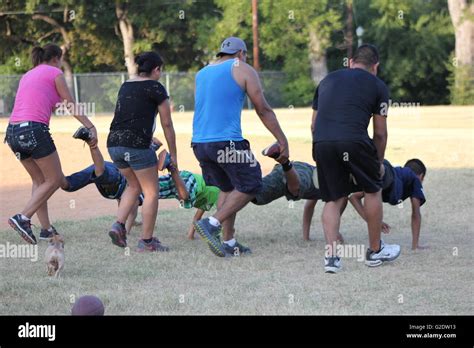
<box><xmin>72</xmin><ymin>126</ymin><xmax>92</xmax><ymax>142</ymax></box>
<box><xmin>150</xmin><ymin>142</ymin><xmax>162</xmax><ymax>152</ymax></box>
<box><xmin>261</xmin><ymin>142</ymin><xmax>280</xmax><ymax>159</ymax></box>
<box><xmin>365</xmin><ymin>240</ymin><xmax>401</xmax><ymax>267</ymax></box>
<box><xmin>137</xmin><ymin>237</ymin><xmax>169</xmax><ymax>252</ymax></box>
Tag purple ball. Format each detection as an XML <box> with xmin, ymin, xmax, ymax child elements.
<box><xmin>71</xmin><ymin>295</ymin><xmax>105</xmax><ymax>316</ymax></box>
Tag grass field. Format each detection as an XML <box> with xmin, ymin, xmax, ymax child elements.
<box><xmin>0</xmin><ymin>106</ymin><xmax>473</xmax><ymax>315</ymax></box>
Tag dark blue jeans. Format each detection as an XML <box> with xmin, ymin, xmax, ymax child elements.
<box><xmin>64</xmin><ymin>161</ymin><xmax>127</xmax><ymax>200</ymax></box>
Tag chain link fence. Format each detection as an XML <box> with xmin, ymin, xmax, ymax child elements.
<box><xmin>0</xmin><ymin>71</ymin><xmax>288</xmax><ymax>116</ymax></box>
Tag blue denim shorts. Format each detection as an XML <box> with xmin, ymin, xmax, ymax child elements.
<box><xmin>108</xmin><ymin>146</ymin><xmax>157</xmax><ymax>171</ymax></box>
<box><xmin>5</xmin><ymin>121</ymin><xmax>56</xmax><ymax>160</ymax></box>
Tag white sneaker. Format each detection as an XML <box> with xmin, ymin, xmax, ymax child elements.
<box><xmin>365</xmin><ymin>240</ymin><xmax>401</xmax><ymax>267</ymax></box>
<box><xmin>324</xmin><ymin>256</ymin><xmax>342</xmax><ymax>273</ymax></box>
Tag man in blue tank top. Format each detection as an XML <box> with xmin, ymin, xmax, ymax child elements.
<box><xmin>192</xmin><ymin>37</ymin><xmax>289</xmax><ymax>257</ymax></box>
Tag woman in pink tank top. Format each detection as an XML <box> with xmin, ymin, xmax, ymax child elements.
<box><xmin>5</xmin><ymin>43</ymin><xmax>98</xmax><ymax>244</ymax></box>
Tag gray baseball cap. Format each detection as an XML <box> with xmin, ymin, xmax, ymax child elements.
<box><xmin>217</xmin><ymin>37</ymin><xmax>247</xmax><ymax>57</ymax></box>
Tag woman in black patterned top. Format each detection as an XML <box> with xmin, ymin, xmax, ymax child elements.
<box><xmin>107</xmin><ymin>51</ymin><xmax>178</xmax><ymax>252</ymax></box>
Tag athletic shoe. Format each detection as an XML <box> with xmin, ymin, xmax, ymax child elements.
<box><xmin>157</xmin><ymin>150</ymin><xmax>172</xmax><ymax>171</ymax></box>
<box><xmin>193</xmin><ymin>218</ymin><xmax>226</xmax><ymax>257</ymax></box>
<box><xmin>216</xmin><ymin>228</ymin><xmax>223</xmax><ymax>242</ymax></box>
<box><xmin>72</xmin><ymin>126</ymin><xmax>92</xmax><ymax>141</ymax></box>
<box><xmin>324</xmin><ymin>256</ymin><xmax>341</xmax><ymax>273</ymax></box>
<box><xmin>365</xmin><ymin>240</ymin><xmax>401</xmax><ymax>267</ymax></box>
<box><xmin>137</xmin><ymin>237</ymin><xmax>169</xmax><ymax>252</ymax></box>
<box><xmin>223</xmin><ymin>241</ymin><xmax>252</xmax><ymax>257</ymax></box>
<box><xmin>8</xmin><ymin>214</ymin><xmax>37</xmax><ymax>245</ymax></box>
<box><xmin>108</xmin><ymin>222</ymin><xmax>127</xmax><ymax>248</ymax></box>
<box><xmin>150</xmin><ymin>142</ymin><xmax>162</xmax><ymax>152</ymax></box>
<box><xmin>39</xmin><ymin>225</ymin><xmax>59</xmax><ymax>240</ymax></box>
<box><xmin>261</xmin><ymin>142</ymin><xmax>280</xmax><ymax>159</ymax></box>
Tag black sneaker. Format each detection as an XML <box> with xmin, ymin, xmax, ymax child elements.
<box><xmin>72</xmin><ymin>126</ymin><xmax>92</xmax><ymax>141</ymax></box>
<box><xmin>223</xmin><ymin>241</ymin><xmax>252</xmax><ymax>257</ymax></box>
<box><xmin>39</xmin><ymin>225</ymin><xmax>59</xmax><ymax>241</ymax></box>
<box><xmin>8</xmin><ymin>214</ymin><xmax>37</xmax><ymax>245</ymax></box>
<box><xmin>193</xmin><ymin>218</ymin><xmax>225</xmax><ymax>257</ymax></box>
<box><xmin>261</xmin><ymin>142</ymin><xmax>280</xmax><ymax>159</ymax></box>
<box><xmin>324</xmin><ymin>256</ymin><xmax>341</xmax><ymax>273</ymax></box>
<box><xmin>150</xmin><ymin>142</ymin><xmax>162</xmax><ymax>152</ymax></box>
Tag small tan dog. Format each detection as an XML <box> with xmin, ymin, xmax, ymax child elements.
<box><xmin>44</xmin><ymin>235</ymin><xmax>65</xmax><ymax>278</ymax></box>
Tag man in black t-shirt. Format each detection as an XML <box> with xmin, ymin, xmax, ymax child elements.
<box><xmin>311</xmin><ymin>44</ymin><xmax>400</xmax><ymax>273</ymax></box>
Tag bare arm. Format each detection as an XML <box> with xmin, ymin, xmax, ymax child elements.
<box><xmin>187</xmin><ymin>208</ymin><xmax>205</xmax><ymax>240</ymax></box>
<box><xmin>411</xmin><ymin>197</ymin><xmax>422</xmax><ymax>250</ymax></box>
<box><xmin>302</xmin><ymin>200</ymin><xmax>317</xmax><ymax>241</ymax></box>
<box><xmin>373</xmin><ymin>115</ymin><xmax>388</xmax><ymax>177</ymax></box>
<box><xmin>244</xmin><ymin>66</ymin><xmax>289</xmax><ymax>163</ymax></box>
<box><xmin>284</xmin><ymin>167</ymin><xmax>300</xmax><ymax>197</ymax></box>
<box><xmin>158</xmin><ymin>99</ymin><xmax>178</xmax><ymax>167</ymax></box>
<box><xmin>55</xmin><ymin>75</ymin><xmax>97</xmax><ymax>147</ymax></box>
<box><xmin>169</xmin><ymin>169</ymin><xmax>189</xmax><ymax>201</ymax></box>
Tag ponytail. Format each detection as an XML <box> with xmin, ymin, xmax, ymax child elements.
<box><xmin>31</xmin><ymin>43</ymin><xmax>62</xmax><ymax>67</ymax></box>
<box><xmin>32</xmin><ymin>47</ymin><xmax>45</xmax><ymax>67</ymax></box>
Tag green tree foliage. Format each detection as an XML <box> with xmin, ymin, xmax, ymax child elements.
<box><xmin>447</xmin><ymin>60</ymin><xmax>474</xmax><ymax>105</ymax></box>
<box><xmin>123</xmin><ymin>0</ymin><xmax>219</xmax><ymax>72</ymax></box>
<box><xmin>353</xmin><ymin>0</ymin><xmax>454</xmax><ymax>104</ymax></box>
<box><xmin>0</xmin><ymin>0</ymin><xmax>465</xmax><ymax>106</ymax></box>
<box><xmin>211</xmin><ymin>0</ymin><xmax>342</xmax><ymax>106</ymax></box>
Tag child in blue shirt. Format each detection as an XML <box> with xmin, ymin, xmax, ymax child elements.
<box><xmin>349</xmin><ymin>159</ymin><xmax>427</xmax><ymax>250</ymax></box>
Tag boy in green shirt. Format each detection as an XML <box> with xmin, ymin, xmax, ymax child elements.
<box><xmin>157</xmin><ymin>168</ymin><xmax>220</xmax><ymax>239</ymax></box>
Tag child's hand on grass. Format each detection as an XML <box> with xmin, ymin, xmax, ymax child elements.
<box><xmin>187</xmin><ymin>224</ymin><xmax>197</xmax><ymax>240</ymax></box>
<box><xmin>412</xmin><ymin>244</ymin><xmax>429</xmax><ymax>250</ymax></box>
<box><xmin>382</xmin><ymin>222</ymin><xmax>391</xmax><ymax>234</ymax></box>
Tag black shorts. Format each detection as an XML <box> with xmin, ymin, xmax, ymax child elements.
<box><xmin>192</xmin><ymin>140</ymin><xmax>262</xmax><ymax>195</ymax></box>
<box><xmin>313</xmin><ymin>140</ymin><xmax>382</xmax><ymax>202</ymax></box>
<box><xmin>349</xmin><ymin>159</ymin><xmax>394</xmax><ymax>194</ymax></box>
<box><xmin>5</xmin><ymin>121</ymin><xmax>56</xmax><ymax>160</ymax></box>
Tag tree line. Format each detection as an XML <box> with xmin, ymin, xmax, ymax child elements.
<box><xmin>0</xmin><ymin>0</ymin><xmax>472</xmax><ymax>106</ymax></box>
